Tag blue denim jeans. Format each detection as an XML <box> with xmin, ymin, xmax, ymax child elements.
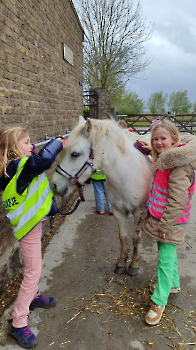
<box><xmin>92</xmin><ymin>180</ymin><xmax>112</xmax><ymax>212</ymax></box>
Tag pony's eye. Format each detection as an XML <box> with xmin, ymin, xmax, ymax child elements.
<box><xmin>71</xmin><ymin>152</ymin><xmax>80</xmax><ymax>158</ymax></box>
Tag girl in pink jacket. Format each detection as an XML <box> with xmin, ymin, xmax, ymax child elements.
<box><xmin>142</xmin><ymin>120</ymin><xmax>195</xmax><ymax>326</ymax></box>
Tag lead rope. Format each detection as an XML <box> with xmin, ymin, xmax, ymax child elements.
<box><xmin>58</xmin><ymin>181</ymin><xmax>85</xmax><ymax>216</ymax></box>
<box><xmin>49</xmin><ymin>182</ymin><xmax>85</xmax><ymax>233</ymax></box>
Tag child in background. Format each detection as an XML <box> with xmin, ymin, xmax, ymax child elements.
<box><xmin>118</xmin><ymin>119</ymin><xmax>128</xmax><ymax>129</ymax></box>
<box><xmin>142</xmin><ymin>120</ymin><xmax>195</xmax><ymax>325</ymax></box>
<box><xmin>91</xmin><ymin>169</ymin><xmax>113</xmax><ymax>215</ymax></box>
<box><xmin>118</xmin><ymin>119</ymin><xmax>133</xmax><ymax>132</ymax></box>
<box><xmin>0</xmin><ymin>126</ymin><xmax>64</xmax><ymax>348</ymax></box>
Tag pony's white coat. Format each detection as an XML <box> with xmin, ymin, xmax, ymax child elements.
<box><xmin>51</xmin><ymin>117</ymin><xmax>154</xmax><ymax>275</ymax></box>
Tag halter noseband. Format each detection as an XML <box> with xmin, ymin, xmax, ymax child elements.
<box><xmin>55</xmin><ymin>148</ymin><xmax>96</xmax><ymax>216</ymax></box>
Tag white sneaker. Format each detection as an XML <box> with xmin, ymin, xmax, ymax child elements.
<box><xmin>170</xmin><ymin>287</ymin><xmax>181</xmax><ymax>293</ymax></box>
<box><xmin>150</xmin><ymin>283</ymin><xmax>180</xmax><ymax>294</ymax></box>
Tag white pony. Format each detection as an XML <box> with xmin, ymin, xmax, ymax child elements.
<box><xmin>51</xmin><ymin>116</ymin><xmax>153</xmax><ymax>276</ymax></box>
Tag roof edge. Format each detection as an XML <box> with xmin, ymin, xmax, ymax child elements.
<box><xmin>69</xmin><ymin>0</ymin><xmax>84</xmax><ymax>36</ymax></box>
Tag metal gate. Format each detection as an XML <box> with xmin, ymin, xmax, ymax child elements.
<box><xmin>83</xmin><ymin>90</ymin><xmax>99</xmax><ymax>119</ymax></box>
<box><xmin>116</xmin><ymin>114</ymin><xmax>196</xmax><ymax>135</ymax></box>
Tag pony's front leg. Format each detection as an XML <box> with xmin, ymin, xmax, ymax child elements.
<box><xmin>113</xmin><ymin>210</ymin><xmax>129</xmax><ymax>275</ymax></box>
<box><xmin>126</xmin><ymin>209</ymin><xmax>143</xmax><ymax>276</ymax></box>
<box><xmin>126</xmin><ymin>229</ymin><xmax>141</xmax><ymax>276</ymax></box>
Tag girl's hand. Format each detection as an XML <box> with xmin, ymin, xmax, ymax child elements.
<box><xmin>55</xmin><ymin>138</ymin><xmax>67</xmax><ymax>148</ymax></box>
<box><xmin>56</xmin><ymin>138</ymin><xmax>62</xmax><ymax>141</ymax></box>
<box><xmin>55</xmin><ymin>137</ymin><xmax>64</xmax><ymax>143</ymax></box>
<box><xmin>159</xmin><ymin>231</ymin><xmax>166</xmax><ymax>239</ymax></box>
<box><xmin>138</xmin><ymin>140</ymin><xmax>151</xmax><ymax>151</ymax></box>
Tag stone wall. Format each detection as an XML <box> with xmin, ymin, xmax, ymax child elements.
<box><xmin>0</xmin><ymin>0</ymin><xmax>84</xmax><ymax>294</ymax></box>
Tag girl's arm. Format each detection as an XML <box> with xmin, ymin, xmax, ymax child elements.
<box><xmin>17</xmin><ymin>139</ymin><xmax>63</xmax><ymax>186</ymax></box>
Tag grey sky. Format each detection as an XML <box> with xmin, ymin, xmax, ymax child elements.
<box><xmin>128</xmin><ymin>0</ymin><xmax>196</xmax><ymax>104</ymax></box>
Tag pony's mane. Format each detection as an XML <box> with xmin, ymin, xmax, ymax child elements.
<box><xmin>67</xmin><ymin>118</ymin><xmax>134</xmax><ymax>154</ymax></box>
<box><xmin>66</xmin><ymin>122</ymin><xmax>86</xmax><ymax>147</ymax></box>
<box><xmin>89</xmin><ymin>119</ymin><xmax>128</xmax><ymax>153</ymax></box>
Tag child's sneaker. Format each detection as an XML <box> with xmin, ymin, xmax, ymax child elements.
<box><xmin>29</xmin><ymin>295</ymin><xmax>56</xmax><ymax>310</ymax></box>
<box><xmin>99</xmin><ymin>211</ymin><xmax>105</xmax><ymax>215</ymax></box>
<box><xmin>145</xmin><ymin>303</ymin><xmax>165</xmax><ymax>325</ymax></box>
<box><xmin>170</xmin><ymin>287</ymin><xmax>181</xmax><ymax>293</ymax></box>
<box><xmin>150</xmin><ymin>283</ymin><xmax>180</xmax><ymax>294</ymax></box>
<box><xmin>10</xmin><ymin>325</ymin><xmax>38</xmax><ymax>348</ymax></box>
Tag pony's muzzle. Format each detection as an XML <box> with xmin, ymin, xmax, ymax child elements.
<box><xmin>52</xmin><ymin>183</ymin><xmax>67</xmax><ymax>197</ymax></box>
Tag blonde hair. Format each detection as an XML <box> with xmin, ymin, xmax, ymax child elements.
<box><xmin>118</xmin><ymin>120</ymin><xmax>128</xmax><ymax>129</ymax></box>
<box><xmin>0</xmin><ymin>126</ymin><xmax>29</xmax><ymax>176</ymax></box>
<box><xmin>151</xmin><ymin>120</ymin><xmax>181</xmax><ymax>163</ymax></box>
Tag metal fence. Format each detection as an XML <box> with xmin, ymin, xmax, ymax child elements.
<box><xmin>34</xmin><ymin>113</ymin><xmax>196</xmax><ymax>148</ymax></box>
<box><xmin>116</xmin><ymin>113</ymin><xmax>196</xmax><ymax>135</ymax></box>
<box><xmin>34</xmin><ymin>131</ymin><xmax>70</xmax><ymax>148</ymax></box>
<box><xmin>83</xmin><ymin>90</ymin><xmax>99</xmax><ymax>119</ymax></box>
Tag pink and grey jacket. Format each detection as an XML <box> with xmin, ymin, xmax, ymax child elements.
<box><xmin>147</xmin><ymin>166</ymin><xmax>195</xmax><ymax>225</ymax></box>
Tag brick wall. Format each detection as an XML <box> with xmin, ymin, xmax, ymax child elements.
<box><xmin>92</xmin><ymin>88</ymin><xmax>112</xmax><ymax>119</ymax></box>
<box><xmin>1</xmin><ymin>0</ymin><xmax>84</xmax><ymax>138</ymax></box>
<box><xmin>0</xmin><ymin>0</ymin><xmax>84</xmax><ymax>294</ymax></box>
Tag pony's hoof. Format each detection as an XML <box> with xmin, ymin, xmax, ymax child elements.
<box><xmin>126</xmin><ymin>267</ymin><xmax>139</xmax><ymax>276</ymax></box>
<box><xmin>114</xmin><ymin>265</ymin><xmax>126</xmax><ymax>275</ymax></box>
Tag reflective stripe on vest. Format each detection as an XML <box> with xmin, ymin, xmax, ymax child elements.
<box><xmin>2</xmin><ymin>157</ymin><xmax>53</xmax><ymax>240</ymax></box>
<box><xmin>91</xmin><ymin>169</ymin><xmax>106</xmax><ymax>180</ymax></box>
<box><xmin>148</xmin><ymin>166</ymin><xmax>195</xmax><ymax>225</ymax></box>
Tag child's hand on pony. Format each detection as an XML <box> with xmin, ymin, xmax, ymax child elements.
<box><xmin>137</xmin><ymin>140</ymin><xmax>151</xmax><ymax>152</ymax></box>
<box><xmin>55</xmin><ymin>137</ymin><xmax>67</xmax><ymax>148</ymax></box>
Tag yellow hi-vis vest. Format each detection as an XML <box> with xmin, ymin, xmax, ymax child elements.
<box><xmin>91</xmin><ymin>169</ymin><xmax>106</xmax><ymax>180</ymax></box>
<box><xmin>2</xmin><ymin>157</ymin><xmax>53</xmax><ymax>240</ymax></box>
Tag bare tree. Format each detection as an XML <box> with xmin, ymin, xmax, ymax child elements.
<box><xmin>74</xmin><ymin>0</ymin><xmax>153</xmax><ymax>96</ymax></box>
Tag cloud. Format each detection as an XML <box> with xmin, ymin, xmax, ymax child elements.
<box><xmin>156</xmin><ymin>19</ymin><xmax>196</xmax><ymax>54</ymax></box>
<box><xmin>127</xmin><ymin>0</ymin><xmax>196</xmax><ymax>104</ymax></box>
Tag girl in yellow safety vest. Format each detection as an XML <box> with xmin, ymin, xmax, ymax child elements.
<box><xmin>0</xmin><ymin>126</ymin><xmax>64</xmax><ymax>349</ymax></box>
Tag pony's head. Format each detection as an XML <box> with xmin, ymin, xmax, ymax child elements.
<box><xmin>51</xmin><ymin>116</ymin><xmax>95</xmax><ymax>197</ymax></box>
<box><xmin>51</xmin><ymin>116</ymin><xmax>132</xmax><ymax>197</ymax></box>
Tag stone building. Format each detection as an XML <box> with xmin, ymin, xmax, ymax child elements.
<box><xmin>0</xmin><ymin>0</ymin><xmax>84</xmax><ymax>295</ymax></box>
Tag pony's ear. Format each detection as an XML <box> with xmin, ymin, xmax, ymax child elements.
<box><xmin>84</xmin><ymin>118</ymin><xmax>92</xmax><ymax>135</ymax></box>
<box><xmin>79</xmin><ymin>115</ymin><xmax>85</xmax><ymax>124</ymax></box>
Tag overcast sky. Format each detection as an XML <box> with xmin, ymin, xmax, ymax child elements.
<box><xmin>128</xmin><ymin>0</ymin><xmax>196</xmax><ymax>104</ymax></box>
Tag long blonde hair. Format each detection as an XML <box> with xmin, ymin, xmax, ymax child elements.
<box><xmin>151</xmin><ymin>120</ymin><xmax>181</xmax><ymax>163</ymax></box>
<box><xmin>0</xmin><ymin>126</ymin><xmax>29</xmax><ymax>176</ymax></box>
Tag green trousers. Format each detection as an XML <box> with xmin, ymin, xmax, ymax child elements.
<box><xmin>151</xmin><ymin>241</ymin><xmax>180</xmax><ymax>306</ymax></box>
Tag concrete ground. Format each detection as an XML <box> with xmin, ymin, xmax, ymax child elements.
<box><xmin>1</xmin><ymin>182</ymin><xmax>196</xmax><ymax>350</ymax></box>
